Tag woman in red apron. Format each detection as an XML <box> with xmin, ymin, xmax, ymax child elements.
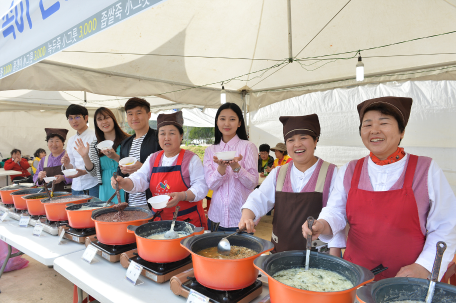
<box><xmin>303</xmin><ymin>96</ymin><xmax>456</xmax><ymax>281</ymax></box>
<box><xmin>239</xmin><ymin>114</ymin><xmax>344</xmax><ymax>255</ymax></box>
<box><xmin>113</xmin><ymin>111</ymin><xmax>208</xmax><ymax>228</ymax></box>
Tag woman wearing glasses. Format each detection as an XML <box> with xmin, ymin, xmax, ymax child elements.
<box><xmin>73</xmin><ymin>107</ymin><xmax>130</xmax><ymax>203</ymax></box>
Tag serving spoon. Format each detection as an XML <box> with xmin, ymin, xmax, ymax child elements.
<box><xmin>305</xmin><ymin>216</ymin><xmax>315</xmax><ymax>271</ymax></box>
<box><xmin>164</xmin><ymin>206</ymin><xmax>180</xmax><ymax>239</ymax></box>
<box><xmin>217</xmin><ymin>227</ymin><xmax>246</xmax><ymax>256</ymax></box>
<box><xmin>425</xmin><ymin>241</ymin><xmax>447</xmax><ymax>303</ymax></box>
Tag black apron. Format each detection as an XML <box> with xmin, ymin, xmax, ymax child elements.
<box><xmin>271</xmin><ymin>161</ymin><xmax>330</xmax><ymax>253</ymax></box>
<box><xmin>43</xmin><ymin>155</ymin><xmax>72</xmax><ymax>193</ymax></box>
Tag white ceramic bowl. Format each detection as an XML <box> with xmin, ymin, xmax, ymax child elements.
<box><xmin>62</xmin><ymin>169</ymin><xmax>78</xmax><ymax>177</ymax></box>
<box><xmin>215</xmin><ymin>151</ymin><xmax>236</xmax><ymax>161</ymax></box>
<box><xmin>96</xmin><ymin>140</ymin><xmax>114</xmax><ymax>150</ymax></box>
<box><xmin>147</xmin><ymin>195</ymin><xmax>170</xmax><ymax>209</ymax></box>
<box><xmin>43</xmin><ymin>177</ymin><xmax>56</xmax><ymax>183</ymax></box>
<box><xmin>119</xmin><ymin>157</ymin><xmax>137</xmax><ymax>166</ymax></box>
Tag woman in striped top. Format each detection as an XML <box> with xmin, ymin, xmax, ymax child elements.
<box><xmin>203</xmin><ymin>103</ymin><xmax>259</xmax><ymax>231</ymax></box>
<box><xmin>74</xmin><ymin>107</ymin><xmax>130</xmax><ymax>203</ymax></box>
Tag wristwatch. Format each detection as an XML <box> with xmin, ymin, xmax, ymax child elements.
<box><xmin>233</xmin><ymin>166</ymin><xmax>241</xmax><ymax>173</ymax></box>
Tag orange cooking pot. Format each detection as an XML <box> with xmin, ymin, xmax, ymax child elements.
<box><xmin>180</xmin><ymin>232</ymin><xmax>274</xmax><ymax>291</ymax></box>
<box><xmin>92</xmin><ymin>207</ymin><xmax>153</xmax><ymax>245</ymax></box>
<box><xmin>23</xmin><ymin>192</ymin><xmax>70</xmax><ymax>216</ymax></box>
<box><xmin>42</xmin><ymin>195</ymin><xmax>92</xmax><ymax>221</ymax></box>
<box><xmin>127</xmin><ymin>220</ymin><xmax>204</xmax><ymax>263</ymax></box>
<box><xmin>253</xmin><ymin>251</ymin><xmax>374</xmax><ymax>303</ymax></box>
<box><xmin>0</xmin><ymin>185</ymin><xmax>33</xmax><ymax>205</ymax></box>
<box><xmin>11</xmin><ymin>188</ymin><xmax>44</xmax><ymax>210</ymax></box>
<box><xmin>66</xmin><ymin>202</ymin><xmax>113</xmax><ymax>229</ymax></box>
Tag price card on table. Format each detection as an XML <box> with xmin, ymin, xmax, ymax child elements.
<box><xmin>125</xmin><ymin>260</ymin><xmax>144</xmax><ymax>285</ymax></box>
<box><xmin>33</xmin><ymin>223</ymin><xmax>44</xmax><ymax>237</ymax></box>
<box><xmin>57</xmin><ymin>229</ymin><xmax>66</xmax><ymax>245</ymax></box>
<box><xmin>0</xmin><ymin>212</ymin><xmax>8</xmax><ymax>222</ymax></box>
<box><xmin>82</xmin><ymin>245</ymin><xmax>98</xmax><ymax>264</ymax></box>
<box><xmin>19</xmin><ymin>215</ymin><xmax>30</xmax><ymax>227</ymax></box>
<box><xmin>187</xmin><ymin>289</ymin><xmax>210</xmax><ymax>303</ymax></box>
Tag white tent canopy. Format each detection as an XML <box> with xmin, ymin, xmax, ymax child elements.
<box><xmin>249</xmin><ymin>80</ymin><xmax>456</xmax><ymax>193</ymax></box>
<box><xmin>2</xmin><ymin>1</ymin><xmax>456</xmax><ymax>110</ymax></box>
<box><xmin>149</xmin><ymin>108</ymin><xmax>215</xmax><ymax>128</ymax></box>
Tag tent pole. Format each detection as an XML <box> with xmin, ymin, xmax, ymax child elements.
<box><xmin>287</xmin><ymin>0</ymin><xmax>293</xmax><ymax>63</ymax></box>
<box><xmin>242</xmin><ymin>90</ymin><xmax>249</xmax><ymax>138</ymax></box>
<box><xmin>84</xmin><ymin>91</ymin><xmax>87</xmax><ymax>104</ymax></box>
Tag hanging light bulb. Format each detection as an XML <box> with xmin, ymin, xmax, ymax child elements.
<box><xmin>220</xmin><ymin>83</ymin><xmax>226</xmax><ymax>104</ymax></box>
<box><xmin>356</xmin><ymin>53</ymin><xmax>364</xmax><ymax>81</ymax></box>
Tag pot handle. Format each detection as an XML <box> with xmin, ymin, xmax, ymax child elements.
<box><xmin>356</xmin><ymin>283</ymin><xmax>375</xmax><ymax>303</ymax></box>
<box><xmin>357</xmin><ymin>264</ymin><xmax>375</xmax><ymax>285</ymax></box>
<box><xmin>127</xmin><ymin>225</ymin><xmax>138</xmax><ymax>234</ymax></box>
<box><xmin>193</xmin><ymin>227</ymin><xmax>204</xmax><ymax>235</ymax></box>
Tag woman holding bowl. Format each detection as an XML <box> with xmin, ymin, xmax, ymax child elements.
<box><xmin>73</xmin><ymin>107</ymin><xmax>129</xmax><ymax>203</ymax></box>
<box><xmin>34</xmin><ymin>128</ymin><xmax>72</xmax><ymax>192</ymax></box>
<box><xmin>203</xmin><ymin>103</ymin><xmax>258</xmax><ymax>231</ymax></box>
<box><xmin>303</xmin><ymin>96</ymin><xmax>456</xmax><ymax>281</ymax></box>
<box><xmin>112</xmin><ymin>111</ymin><xmax>208</xmax><ymax>228</ymax></box>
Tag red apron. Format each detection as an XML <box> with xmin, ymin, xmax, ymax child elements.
<box><xmin>343</xmin><ymin>155</ymin><xmax>425</xmax><ymax>280</ymax></box>
<box><xmin>149</xmin><ymin>150</ymin><xmax>208</xmax><ymax>229</ymax></box>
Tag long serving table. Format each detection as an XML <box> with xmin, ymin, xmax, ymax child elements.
<box><xmin>54</xmin><ymin>251</ymin><xmax>271</xmax><ymax>303</ymax></box>
<box><xmin>0</xmin><ymin>169</ymin><xmax>22</xmax><ymax>186</ymax></box>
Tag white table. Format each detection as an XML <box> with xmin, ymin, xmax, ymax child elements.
<box><xmin>0</xmin><ymin>217</ymin><xmax>85</xmax><ymax>266</ymax></box>
<box><xmin>54</xmin><ymin>251</ymin><xmax>271</xmax><ymax>303</ymax></box>
<box><xmin>0</xmin><ymin>169</ymin><xmax>22</xmax><ymax>186</ymax></box>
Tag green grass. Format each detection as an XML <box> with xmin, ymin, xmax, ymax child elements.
<box><xmin>181</xmin><ymin>146</ymin><xmax>208</xmax><ymax>162</ymax></box>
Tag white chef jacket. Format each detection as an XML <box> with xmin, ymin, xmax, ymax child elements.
<box><xmin>66</xmin><ymin>128</ymin><xmax>98</xmax><ymax>191</ymax></box>
<box><xmin>126</xmin><ymin>153</ymin><xmax>209</xmax><ymax>202</ymax></box>
<box><xmin>242</xmin><ymin>160</ymin><xmax>346</xmax><ymax>248</ymax></box>
<box><xmin>318</xmin><ymin>153</ymin><xmax>456</xmax><ymax>280</ymax></box>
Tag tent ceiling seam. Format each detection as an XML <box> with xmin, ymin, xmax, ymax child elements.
<box><xmin>245</xmin><ymin>0</ymin><xmax>265</xmax><ymax>85</ymax></box>
<box><xmin>251</xmin><ymin>60</ymin><xmax>456</xmax><ymax>93</ymax></box>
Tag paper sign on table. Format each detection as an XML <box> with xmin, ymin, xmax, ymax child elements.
<box><xmin>187</xmin><ymin>289</ymin><xmax>210</xmax><ymax>303</ymax></box>
<box><xmin>82</xmin><ymin>245</ymin><xmax>98</xmax><ymax>264</ymax></box>
<box><xmin>126</xmin><ymin>260</ymin><xmax>144</xmax><ymax>285</ymax></box>
<box><xmin>57</xmin><ymin>229</ymin><xmax>66</xmax><ymax>245</ymax></box>
<box><xmin>0</xmin><ymin>212</ymin><xmax>8</xmax><ymax>222</ymax></box>
<box><xmin>19</xmin><ymin>215</ymin><xmax>31</xmax><ymax>227</ymax></box>
<box><xmin>33</xmin><ymin>223</ymin><xmax>44</xmax><ymax>237</ymax></box>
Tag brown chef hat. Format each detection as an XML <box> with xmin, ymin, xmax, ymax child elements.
<box><xmin>279</xmin><ymin>114</ymin><xmax>321</xmax><ymax>141</ymax></box>
<box><xmin>357</xmin><ymin>96</ymin><xmax>413</xmax><ymax>127</ymax></box>
<box><xmin>157</xmin><ymin>111</ymin><xmax>184</xmax><ymax>129</ymax></box>
<box><xmin>45</xmin><ymin>128</ymin><xmax>69</xmax><ymax>141</ymax></box>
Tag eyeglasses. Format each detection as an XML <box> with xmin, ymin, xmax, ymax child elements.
<box><xmin>68</xmin><ymin>115</ymin><xmax>83</xmax><ymax>121</ymax></box>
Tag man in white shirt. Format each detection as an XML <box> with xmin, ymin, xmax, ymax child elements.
<box><xmin>62</xmin><ymin>104</ymin><xmax>99</xmax><ymax>197</ymax></box>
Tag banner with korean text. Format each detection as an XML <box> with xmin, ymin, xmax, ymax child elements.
<box><xmin>0</xmin><ymin>0</ymin><xmax>167</xmax><ymax>80</ymax></box>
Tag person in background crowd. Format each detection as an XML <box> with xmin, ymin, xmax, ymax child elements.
<box><xmin>32</xmin><ymin>148</ymin><xmax>46</xmax><ymax>175</ymax></box>
<box><xmin>113</xmin><ymin>111</ymin><xmax>208</xmax><ymax>227</ymax></box>
<box><xmin>62</xmin><ymin>104</ymin><xmax>99</xmax><ymax>197</ymax></box>
<box><xmin>117</xmin><ymin>97</ymin><xmax>160</xmax><ymax>208</ymax></box>
<box><xmin>240</xmin><ymin>114</ymin><xmax>343</xmax><ymax>255</ymax></box>
<box><xmin>270</xmin><ymin>143</ymin><xmax>292</xmax><ymax>168</ymax></box>
<box><xmin>258</xmin><ymin>144</ymin><xmax>274</xmax><ymax>177</ymax></box>
<box><xmin>203</xmin><ymin>102</ymin><xmax>258</xmax><ymax>231</ymax></box>
<box><xmin>34</xmin><ymin>128</ymin><xmax>72</xmax><ymax>192</ymax></box>
<box><xmin>73</xmin><ymin>107</ymin><xmax>130</xmax><ymax>203</ymax></box>
<box><xmin>4</xmin><ymin>149</ymin><xmax>32</xmax><ymax>183</ymax></box>
<box><xmin>303</xmin><ymin>96</ymin><xmax>456</xmax><ymax>281</ymax></box>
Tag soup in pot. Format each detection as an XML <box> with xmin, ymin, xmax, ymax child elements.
<box><xmin>196</xmin><ymin>246</ymin><xmax>257</xmax><ymax>259</ymax></box>
<box><xmin>272</xmin><ymin>268</ymin><xmax>354</xmax><ymax>292</ymax></box>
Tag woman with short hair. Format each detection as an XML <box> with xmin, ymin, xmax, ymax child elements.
<box><xmin>112</xmin><ymin>111</ymin><xmax>208</xmax><ymax>228</ymax></box>
<box><xmin>32</xmin><ymin>148</ymin><xmax>46</xmax><ymax>174</ymax></box>
<box><xmin>34</xmin><ymin>128</ymin><xmax>72</xmax><ymax>192</ymax></box>
<box><xmin>303</xmin><ymin>96</ymin><xmax>456</xmax><ymax>281</ymax></box>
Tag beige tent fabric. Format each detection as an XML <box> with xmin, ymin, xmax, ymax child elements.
<box><xmin>2</xmin><ymin>0</ymin><xmax>456</xmax><ymax>110</ymax></box>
